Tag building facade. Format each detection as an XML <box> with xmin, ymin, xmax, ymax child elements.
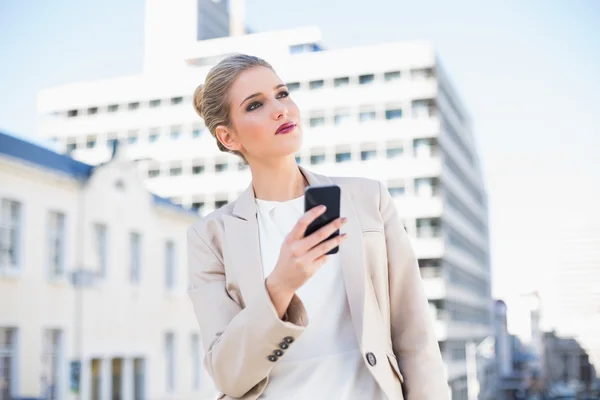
<box><xmin>36</xmin><ymin>2</ymin><xmax>492</xmax><ymax>399</ymax></box>
<box><xmin>0</xmin><ymin>132</ymin><xmax>215</xmax><ymax>400</ymax></box>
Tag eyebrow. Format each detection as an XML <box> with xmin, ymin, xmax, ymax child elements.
<box><xmin>239</xmin><ymin>84</ymin><xmax>287</xmax><ymax>107</ymax></box>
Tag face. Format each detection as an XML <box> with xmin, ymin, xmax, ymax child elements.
<box><xmin>215</xmin><ymin>66</ymin><xmax>303</xmax><ymax>162</ymax></box>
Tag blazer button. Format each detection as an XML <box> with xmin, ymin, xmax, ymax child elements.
<box><xmin>274</xmin><ymin>349</ymin><xmax>284</xmax><ymax>357</ymax></box>
<box><xmin>366</xmin><ymin>352</ymin><xmax>377</xmax><ymax>366</ymax></box>
<box><xmin>283</xmin><ymin>336</ymin><xmax>294</xmax><ymax>344</ymax></box>
<box><xmin>279</xmin><ymin>342</ymin><xmax>289</xmax><ymax>350</ymax></box>
<box><xmin>267</xmin><ymin>355</ymin><xmax>278</xmax><ymax>362</ymax></box>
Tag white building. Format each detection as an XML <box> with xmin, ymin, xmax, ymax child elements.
<box><xmin>36</xmin><ymin>1</ymin><xmax>492</xmax><ymax>398</ymax></box>
<box><xmin>0</xmin><ymin>132</ymin><xmax>215</xmax><ymax>400</ymax></box>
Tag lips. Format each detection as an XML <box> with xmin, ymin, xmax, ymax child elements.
<box><xmin>275</xmin><ymin>122</ymin><xmax>296</xmax><ymax>135</ymax></box>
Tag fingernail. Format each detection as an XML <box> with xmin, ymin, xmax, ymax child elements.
<box><xmin>341</xmin><ymin>217</ymin><xmax>348</xmax><ymax>223</ymax></box>
<box><xmin>319</xmin><ymin>205</ymin><xmax>327</xmax><ymax>211</ymax></box>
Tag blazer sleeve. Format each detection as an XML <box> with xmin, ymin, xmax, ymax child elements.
<box><xmin>187</xmin><ymin>223</ymin><xmax>308</xmax><ymax>398</ymax></box>
<box><xmin>378</xmin><ymin>181</ymin><xmax>450</xmax><ymax>399</ymax></box>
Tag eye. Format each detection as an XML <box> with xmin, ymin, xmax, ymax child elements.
<box><xmin>276</xmin><ymin>90</ymin><xmax>290</xmax><ymax>99</ymax></box>
<box><xmin>246</xmin><ymin>101</ymin><xmax>262</xmax><ymax>112</ymax></box>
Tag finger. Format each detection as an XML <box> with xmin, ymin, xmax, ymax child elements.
<box><xmin>287</xmin><ymin>205</ymin><xmax>327</xmax><ymax>241</ymax></box>
<box><xmin>296</xmin><ymin>217</ymin><xmax>346</xmax><ymax>253</ymax></box>
<box><xmin>304</xmin><ymin>233</ymin><xmax>347</xmax><ymax>262</ymax></box>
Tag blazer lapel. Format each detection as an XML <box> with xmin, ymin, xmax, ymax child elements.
<box><xmin>300</xmin><ymin>167</ymin><xmax>367</xmax><ymax>346</ymax></box>
<box><xmin>223</xmin><ymin>184</ymin><xmax>265</xmax><ymax>304</ymax></box>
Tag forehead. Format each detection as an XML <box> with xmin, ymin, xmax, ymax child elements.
<box><xmin>228</xmin><ymin>66</ymin><xmax>283</xmax><ymax>103</ymax></box>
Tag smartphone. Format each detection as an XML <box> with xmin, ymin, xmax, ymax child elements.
<box><xmin>304</xmin><ymin>184</ymin><xmax>341</xmax><ymax>255</ymax></box>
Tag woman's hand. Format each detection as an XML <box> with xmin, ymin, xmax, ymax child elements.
<box><xmin>265</xmin><ymin>205</ymin><xmax>347</xmax><ymax>318</ymax></box>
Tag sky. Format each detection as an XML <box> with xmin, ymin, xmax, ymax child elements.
<box><xmin>1</xmin><ymin>0</ymin><xmax>599</xmax><ymax>315</ymax></box>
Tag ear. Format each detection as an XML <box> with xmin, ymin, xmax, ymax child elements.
<box><xmin>215</xmin><ymin>125</ymin><xmax>242</xmax><ymax>152</ymax></box>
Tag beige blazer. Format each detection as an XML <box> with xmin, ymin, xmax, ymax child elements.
<box><xmin>187</xmin><ymin>167</ymin><xmax>449</xmax><ymax>399</ymax></box>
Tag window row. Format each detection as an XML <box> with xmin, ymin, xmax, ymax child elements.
<box><xmin>285</xmin><ymin>67</ymin><xmax>435</xmax><ymax>92</ymax></box>
<box><xmin>63</xmin><ymin>124</ymin><xmax>207</xmax><ymax>153</ymax></box>
<box><xmin>59</xmin><ymin>99</ymin><xmax>437</xmax><ymax>154</ymax></box>
<box><xmin>445</xmin><ymin>300</ymin><xmax>490</xmax><ymax>325</ymax></box>
<box><xmin>146</xmin><ymin>139</ymin><xmax>438</xmax><ymax>179</ymax></box>
<box><xmin>0</xmin><ymin>328</ymin><xmax>65</xmax><ymax>399</ymax></box>
<box><xmin>447</xmin><ymin>262</ymin><xmax>489</xmax><ymax>297</ymax></box>
<box><xmin>306</xmin><ymin>99</ymin><xmax>436</xmax><ymax>128</ymax></box>
<box><xmin>443</xmin><ymin>154</ymin><xmax>484</xmax><ymax>205</ymax></box>
<box><xmin>53</xmin><ymin>66</ymin><xmax>436</xmax><ymax>120</ymax></box>
<box><xmin>0</xmin><ymin>328</ymin><xmax>204</xmax><ymax>399</ymax></box>
<box><xmin>181</xmin><ymin>178</ymin><xmax>439</xmax><ymax>216</ymax></box>
<box><xmin>59</xmin><ymin>96</ymin><xmax>190</xmax><ymax>119</ymax></box>
<box><xmin>443</xmin><ymin>188</ymin><xmax>487</xmax><ymax>236</ymax></box>
<box><xmin>445</xmin><ymin>225</ymin><xmax>488</xmax><ymax>266</ymax></box>
<box><xmin>0</xmin><ymin>198</ymin><xmax>178</xmax><ymax>289</ymax></box>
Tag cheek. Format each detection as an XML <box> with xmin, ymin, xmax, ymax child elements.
<box><xmin>236</xmin><ymin>112</ymin><xmax>273</xmax><ymax>145</ymax></box>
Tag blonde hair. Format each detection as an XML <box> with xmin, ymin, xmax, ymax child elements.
<box><xmin>193</xmin><ymin>54</ymin><xmax>275</xmax><ymax>160</ymax></box>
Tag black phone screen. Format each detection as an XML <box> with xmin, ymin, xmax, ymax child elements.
<box><xmin>304</xmin><ymin>184</ymin><xmax>341</xmax><ymax>254</ymax></box>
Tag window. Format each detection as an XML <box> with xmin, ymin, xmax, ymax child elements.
<box><xmin>192</xmin><ymin>127</ymin><xmax>203</xmax><ymax>138</ymax></box>
<box><xmin>334</xmin><ymin>77</ymin><xmax>350</xmax><ymax>87</ymax></box>
<box><xmin>415</xmin><ymin>178</ymin><xmax>439</xmax><ymax>197</ymax></box>
<box><xmin>170</xmin><ymin>96</ymin><xmax>183</xmax><ymax>105</ymax></box>
<box><xmin>413</xmin><ymin>138</ymin><xmax>435</xmax><ymax>158</ymax></box>
<box><xmin>215</xmin><ymin>163</ymin><xmax>228</xmax><ymax>173</ymax></box>
<box><xmin>388</xmin><ymin>186</ymin><xmax>405</xmax><ymax>198</ymax></box>
<box><xmin>384</xmin><ymin>71</ymin><xmax>401</xmax><ymax>81</ymax></box>
<box><xmin>310</xmin><ymin>154</ymin><xmax>326</xmax><ymax>165</ymax></box>
<box><xmin>41</xmin><ymin>329</ymin><xmax>62</xmax><ymax>400</ymax></box>
<box><xmin>192</xmin><ymin>165</ymin><xmax>204</xmax><ymax>175</ymax></box>
<box><xmin>165</xmin><ymin>333</ymin><xmax>175</xmax><ymax>393</ymax></box>
<box><xmin>359</xmin><ymin>74</ymin><xmax>375</xmax><ymax>85</ymax></box>
<box><xmin>86</xmin><ymin>139</ymin><xmax>95</xmax><ymax>149</ymax></box>
<box><xmin>93</xmin><ymin>223</ymin><xmax>107</xmax><ymax>278</ymax></box>
<box><xmin>238</xmin><ymin>161</ymin><xmax>248</xmax><ymax>171</ymax></box>
<box><xmin>385</xmin><ymin>108</ymin><xmax>403</xmax><ymax>120</ymax></box>
<box><xmin>127</xmin><ymin>133</ymin><xmax>138</xmax><ymax>145</ymax></box>
<box><xmin>191</xmin><ymin>202</ymin><xmax>204</xmax><ymax>214</ymax></box>
<box><xmin>165</xmin><ymin>241</ymin><xmax>175</xmax><ymax>289</ymax></box>
<box><xmin>47</xmin><ymin>212</ymin><xmax>65</xmax><ymax>278</ymax></box>
<box><xmin>170</xmin><ymin>167</ymin><xmax>182</xmax><ymax>176</ymax></box>
<box><xmin>148</xmin><ymin>169</ymin><xmax>160</xmax><ymax>178</ymax></box>
<box><xmin>360</xmin><ymin>150</ymin><xmax>377</xmax><ymax>161</ymax></box>
<box><xmin>309</xmin><ymin>117</ymin><xmax>325</xmax><ymax>128</ymax></box>
<box><xmin>170</xmin><ymin>127</ymin><xmax>181</xmax><ymax>140</ymax></box>
<box><xmin>215</xmin><ymin>200</ymin><xmax>228</xmax><ymax>209</ymax></box>
<box><xmin>411</xmin><ymin>67</ymin><xmax>435</xmax><ymax>79</ymax></box>
<box><xmin>87</xmin><ymin>107</ymin><xmax>98</xmax><ymax>115</ymax></box>
<box><xmin>309</xmin><ymin>80</ymin><xmax>324</xmax><ymax>90</ymax></box>
<box><xmin>334</xmin><ymin>111</ymin><xmax>351</xmax><ymax>126</ymax></box>
<box><xmin>130</xmin><ymin>232</ymin><xmax>141</xmax><ymax>283</ymax></box>
<box><xmin>107</xmin><ymin>104</ymin><xmax>119</xmax><ymax>113</ymax></box>
<box><xmin>412</xmin><ymin>99</ymin><xmax>436</xmax><ymax>119</ymax></box>
<box><xmin>149</xmin><ymin>99</ymin><xmax>161</xmax><ymax>108</ymax></box>
<box><xmin>416</xmin><ymin>218</ymin><xmax>441</xmax><ymax>238</ymax></box>
<box><xmin>295</xmin><ymin>156</ymin><xmax>301</xmax><ymax>164</ymax></box>
<box><xmin>0</xmin><ymin>199</ymin><xmax>21</xmax><ymax>271</ymax></box>
<box><xmin>148</xmin><ymin>133</ymin><xmax>159</xmax><ymax>143</ymax></box>
<box><xmin>286</xmin><ymin>82</ymin><xmax>300</xmax><ymax>91</ymax></box>
<box><xmin>359</xmin><ymin>111</ymin><xmax>376</xmax><ymax>122</ymax></box>
<box><xmin>335</xmin><ymin>152</ymin><xmax>351</xmax><ymax>163</ymax></box>
<box><xmin>67</xmin><ymin>109</ymin><xmax>78</xmax><ymax>118</ymax></box>
<box><xmin>386</xmin><ymin>146</ymin><xmax>403</xmax><ymax>159</ymax></box>
<box><xmin>191</xmin><ymin>334</ymin><xmax>202</xmax><ymax>390</ymax></box>
<box><xmin>0</xmin><ymin>328</ymin><xmax>17</xmax><ymax>399</ymax></box>
<box><xmin>66</xmin><ymin>143</ymin><xmax>77</xmax><ymax>153</ymax></box>
<box><xmin>128</xmin><ymin>102</ymin><xmax>140</xmax><ymax>111</ymax></box>
<box><xmin>107</xmin><ymin>138</ymin><xmax>117</xmax><ymax>150</ymax></box>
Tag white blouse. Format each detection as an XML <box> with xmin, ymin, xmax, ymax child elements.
<box><xmin>255</xmin><ymin>196</ymin><xmax>386</xmax><ymax>400</ymax></box>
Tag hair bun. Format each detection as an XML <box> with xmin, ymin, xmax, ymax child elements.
<box><xmin>193</xmin><ymin>84</ymin><xmax>205</xmax><ymax>118</ymax></box>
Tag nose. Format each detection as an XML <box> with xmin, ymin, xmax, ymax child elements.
<box><xmin>273</xmin><ymin>100</ymin><xmax>289</xmax><ymax>120</ymax></box>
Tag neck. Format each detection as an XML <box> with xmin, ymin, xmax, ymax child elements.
<box><xmin>249</xmin><ymin>156</ymin><xmax>306</xmax><ymax>201</ymax></box>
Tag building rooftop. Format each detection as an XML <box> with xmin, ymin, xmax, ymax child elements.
<box><xmin>0</xmin><ymin>131</ymin><xmax>193</xmax><ymax>216</ymax></box>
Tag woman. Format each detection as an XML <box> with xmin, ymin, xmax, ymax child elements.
<box><xmin>187</xmin><ymin>54</ymin><xmax>448</xmax><ymax>399</ymax></box>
